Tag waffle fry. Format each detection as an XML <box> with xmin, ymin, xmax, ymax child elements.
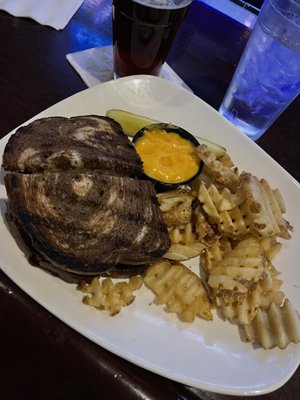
<box><xmin>199</xmin><ymin>183</ymin><xmax>245</xmax><ymax>214</ymax></box>
<box><xmin>198</xmin><ymin>183</ymin><xmax>248</xmax><ymax>237</ymax></box>
<box><xmin>195</xmin><ymin>145</ymin><xmax>240</xmax><ymax>191</ymax></box>
<box><xmin>158</xmin><ymin>188</ymin><xmax>218</xmax><ymax>260</ymax></box>
<box><xmin>168</xmin><ymin>223</ymin><xmax>196</xmax><ymax>245</ymax></box>
<box><xmin>243</xmin><ymin>300</ymin><xmax>300</xmax><ymax>349</ymax></box>
<box><xmin>241</xmin><ymin>173</ymin><xmax>292</xmax><ymax>239</ymax></box>
<box><xmin>157</xmin><ymin>189</ymin><xmax>194</xmax><ymax>213</ymax></box>
<box><xmin>78</xmin><ymin>276</ymin><xmax>143</xmax><ymax>316</ymax></box>
<box><xmin>191</xmin><ymin>201</ymin><xmax>218</xmax><ymax>246</ymax></box>
<box><xmin>163</xmin><ymin>206</ymin><xmax>193</xmax><ymax>227</ymax></box>
<box><xmin>143</xmin><ymin>259</ymin><xmax>213</xmax><ymax>322</ymax></box>
<box><xmin>164</xmin><ymin>242</ymin><xmax>206</xmax><ymax>261</ymax></box>
<box><xmin>259</xmin><ymin>237</ymin><xmax>282</xmax><ymax>261</ymax></box>
<box><xmin>217</xmin><ymin>187</ymin><xmax>246</xmax><ymax>212</ymax></box>
<box><xmin>197</xmin><ymin>171</ymin><xmax>292</xmax><ymax>243</ymax></box>
<box><xmin>218</xmin><ymin>153</ymin><xmax>235</xmax><ymax>168</ymax></box>
<box><xmin>207</xmin><ymin>237</ymin><xmax>267</xmax><ymax>302</ymax></box>
<box><xmin>217</xmin><ymin>265</ymin><xmax>285</xmax><ymax>325</ymax></box>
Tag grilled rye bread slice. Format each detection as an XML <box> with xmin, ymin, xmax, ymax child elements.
<box><xmin>5</xmin><ymin>172</ymin><xmax>170</xmax><ymax>279</ymax></box>
<box><xmin>6</xmin><ymin>203</ymin><xmax>148</xmax><ymax>283</ymax></box>
<box><xmin>2</xmin><ymin>116</ymin><xmax>143</xmax><ymax>177</ymax></box>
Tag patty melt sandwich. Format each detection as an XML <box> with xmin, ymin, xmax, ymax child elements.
<box><xmin>2</xmin><ymin>115</ymin><xmax>170</xmax><ymax>283</ymax></box>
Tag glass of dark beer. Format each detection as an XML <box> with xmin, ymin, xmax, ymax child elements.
<box><xmin>112</xmin><ymin>0</ymin><xmax>194</xmax><ymax>78</ymax></box>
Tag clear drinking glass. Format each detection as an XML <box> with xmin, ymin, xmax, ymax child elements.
<box><xmin>112</xmin><ymin>0</ymin><xmax>193</xmax><ymax>79</ymax></box>
<box><xmin>219</xmin><ymin>0</ymin><xmax>300</xmax><ymax>141</ymax></box>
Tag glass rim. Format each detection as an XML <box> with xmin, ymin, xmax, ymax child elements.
<box><xmin>132</xmin><ymin>0</ymin><xmax>194</xmax><ymax>10</ymax></box>
<box><xmin>270</xmin><ymin>0</ymin><xmax>300</xmax><ymax>15</ymax></box>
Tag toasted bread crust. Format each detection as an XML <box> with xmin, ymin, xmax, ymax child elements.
<box><xmin>2</xmin><ymin>115</ymin><xmax>143</xmax><ymax>177</ymax></box>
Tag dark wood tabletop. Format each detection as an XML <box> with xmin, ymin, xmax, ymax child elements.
<box><xmin>0</xmin><ymin>0</ymin><xmax>299</xmax><ymax>399</ymax></box>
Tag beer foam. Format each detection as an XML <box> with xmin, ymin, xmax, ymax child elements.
<box><xmin>133</xmin><ymin>0</ymin><xmax>193</xmax><ymax>9</ymax></box>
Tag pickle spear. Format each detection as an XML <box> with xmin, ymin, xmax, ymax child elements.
<box><xmin>195</xmin><ymin>137</ymin><xmax>226</xmax><ymax>159</ymax></box>
<box><xmin>106</xmin><ymin>109</ymin><xmax>159</xmax><ymax>137</ymax></box>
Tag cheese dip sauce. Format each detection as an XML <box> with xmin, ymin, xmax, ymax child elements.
<box><xmin>134</xmin><ymin>128</ymin><xmax>200</xmax><ymax>184</ymax></box>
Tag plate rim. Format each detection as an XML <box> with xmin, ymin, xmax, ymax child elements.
<box><xmin>0</xmin><ymin>74</ymin><xmax>299</xmax><ymax>396</ymax></box>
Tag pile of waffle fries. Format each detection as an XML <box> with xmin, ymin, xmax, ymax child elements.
<box><xmin>78</xmin><ymin>144</ymin><xmax>300</xmax><ymax>350</ymax></box>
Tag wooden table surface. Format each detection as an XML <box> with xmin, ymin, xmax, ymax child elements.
<box><xmin>0</xmin><ymin>1</ymin><xmax>299</xmax><ymax>399</ymax></box>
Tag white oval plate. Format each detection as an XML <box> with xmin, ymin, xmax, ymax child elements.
<box><xmin>0</xmin><ymin>75</ymin><xmax>299</xmax><ymax>396</ymax></box>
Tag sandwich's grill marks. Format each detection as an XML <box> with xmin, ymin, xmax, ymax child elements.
<box><xmin>3</xmin><ymin>115</ymin><xmax>170</xmax><ymax>282</ymax></box>
<box><xmin>4</xmin><ymin>171</ymin><xmax>170</xmax><ymax>277</ymax></box>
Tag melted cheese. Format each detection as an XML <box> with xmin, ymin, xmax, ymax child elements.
<box><xmin>134</xmin><ymin>129</ymin><xmax>199</xmax><ymax>184</ymax></box>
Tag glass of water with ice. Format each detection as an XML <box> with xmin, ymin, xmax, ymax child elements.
<box><xmin>219</xmin><ymin>0</ymin><xmax>300</xmax><ymax>141</ymax></box>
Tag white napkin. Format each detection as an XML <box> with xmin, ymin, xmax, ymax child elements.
<box><xmin>0</xmin><ymin>0</ymin><xmax>84</xmax><ymax>30</ymax></box>
<box><xmin>66</xmin><ymin>45</ymin><xmax>192</xmax><ymax>91</ymax></box>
